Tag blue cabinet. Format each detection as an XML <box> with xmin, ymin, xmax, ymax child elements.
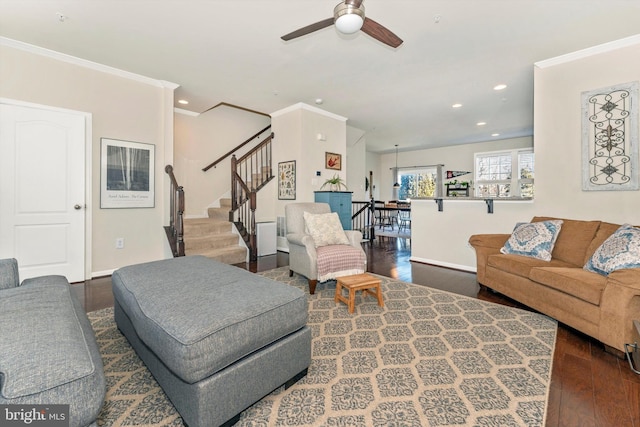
<box><xmin>314</xmin><ymin>191</ymin><xmax>353</xmax><ymax>230</ymax></box>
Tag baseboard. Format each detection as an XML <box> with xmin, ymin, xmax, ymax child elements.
<box><xmin>409</xmin><ymin>256</ymin><xmax>476</xmax><ymax>273</ymax></box>
<box><xmin>92</xmin><ymin>269</ymin><xmax>115</xmax><ymax>278</ymax></box>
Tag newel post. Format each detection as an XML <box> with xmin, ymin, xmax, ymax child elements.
<box><xmin>230</xmin><ymin>155</ymin><xmax>238</xmax><ymax>222</ymax></box>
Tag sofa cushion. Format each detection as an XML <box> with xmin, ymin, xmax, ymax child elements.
<box><xmin>488</xmin><ymin>253</ymin><xmax>574</xmax><ymax>278</ymax></box>
<box><xmin>532</xmin><ymin>217</ymin><xmax>601</xmax><ymax>267</ymax></box>
<box><xmin>303</xmin><ymin>211</ymin><xmax>350</xmax><ymax>247</ymax></box>
<box><xmin>584</xmin><ymin>221</ymin><xmax>622</xmax><ymax>263</ymax></box>
<box><xmin>0</xmin><ymin>280</ymin><xmax>96</xmax><ymax>399</ymax></box>
<box><xmin>112</xmin><ymin>256</ymin><xmax>308</xmax><ymax>384</ymax></box>
<box><xmin>529</xmin><ymin>267</ymin><xmax>607</xmax><ymax>306</ymax></box>
<box><xmin>584</xmin><ymin>224</ymin><xmax>640</xmax><ymax>275</ymax></box>
<box><xmin>500</xmin><ymin>220</ymin><xmax>563</xmax><ymax>261</ymax></box>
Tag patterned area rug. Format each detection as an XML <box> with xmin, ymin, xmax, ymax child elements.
<box><xmin>89</xmin><ymin>267</ymin><xmax>557</xmax><ymax>426</ymax></box>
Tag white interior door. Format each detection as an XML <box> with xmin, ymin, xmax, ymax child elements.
<box><xmin>0</xmin><ymin>103</ymin><xmax>86</xmax><ymax>282</ymax></box>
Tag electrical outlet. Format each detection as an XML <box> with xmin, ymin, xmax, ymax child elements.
<box><xmin>115</xmin><ymin>238</ymin><xmax>124</xmax><ymax>249</ymax></box>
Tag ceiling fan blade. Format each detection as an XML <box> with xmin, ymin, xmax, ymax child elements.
<box><xmin>281</xmin><ymin>17</ymin><xmax>335</xmax><ymax>41</ymax></box>
<box><xmin>361</xmin><ymin>17</ymin><xmax>403</xmax><ymax>48</ymax></box>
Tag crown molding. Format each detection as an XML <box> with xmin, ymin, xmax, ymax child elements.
<box><xmin>271</xmin><ymin>102</ymin><xmax>348</xmax><ymax>122</ymax></box>
<box><xmin>535</xmin><ymin>34</ymin><xmax>640</xmax><ymax>69</ymax></box>
<box><xmin>1</xmin><ymin>37</ymin><xmax>179</xmax><ymax>89</ymax></box>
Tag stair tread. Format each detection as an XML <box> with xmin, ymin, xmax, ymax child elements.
<box><xmin>186</xmin><ymin>246</ymin><xmax>247</xmax><ymax>263</ymax></box>
<box><xmin>184</xmin><ymin>217</ymin><xmax>229</xmax><ymax>224</ymax></box>
<box><xmin>185</xmin><ymin>232</ymin><xmax>237</xmax><ymax>241</ymax></box>
<box><xmin>188</xmin><ymin>245</ymin><xmax>246</xmax><ymax>255</ymax></box>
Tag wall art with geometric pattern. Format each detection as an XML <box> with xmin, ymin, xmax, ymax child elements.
<box><xmin>581</xmin><ymin>81</ymin><xmax>638</xmax><ymax>191</ymax></box>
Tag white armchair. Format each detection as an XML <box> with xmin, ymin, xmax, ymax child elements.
<box><xmin>285</xmin><ymin>203</ymin><xmax>366</xmax><ymax>294</ymax></box>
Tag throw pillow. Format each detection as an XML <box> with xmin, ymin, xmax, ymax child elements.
<box><xmin>303</xmin><ymin>211</ymin><xmax>350</xmax><ymax>248</ymax></box>
<box><xmin>500</xmin><ymin>220</ymin><xmax>563</xmax><ymax>261</ymax></box>
<box><xmin>584</xmin><ymin>224</ymin><xmax>640</xmax><ymax>275</ymax></box>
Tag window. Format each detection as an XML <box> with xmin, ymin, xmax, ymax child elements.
<box><xmin>397</xmin><ymin>167</ymin><xmax>438</xmax><ymax>199</ymax></box>
<box><xmin>474</xmin><ymin>149</ymin><xmax>534</xmax><ymax>198</ymax></box>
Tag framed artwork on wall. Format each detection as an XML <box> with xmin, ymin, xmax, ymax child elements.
<box><xmin>325</xmin><ymin>152</ymin><xmax>342</xmax><ymax>170</ymax></box>
<box><xmin>581</xmin><ymin>81</ymin><xmax>638</xmax><ymax>191</ymax></box>
<box><xmin>100</xmin><ymin>138</ymin><xmax>155</xmax><ymax>208</ymax></box>
<box><xmin>278</xmin><ymin>160</ymin><xmax>296</xmax><ymax>200</ymax></box>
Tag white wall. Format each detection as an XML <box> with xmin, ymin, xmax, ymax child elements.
<box><xmin>533</xmin><ymin>39</ymin><xmax>640</xmax><ymax>222</ymax></box>
<box><xmin>271</xmin><ymin>103</ymin><xmax>348</xmax><ymax>248</ymax></box>
<box><xmin>271</xmin><ymin>103</ymin><xmax>347</xmax><ymax>205</ymax></box>
<box><xmin>366</xmin><ymin>151</ymin><xmax>382</xmax><ymax>200</ymax></box>
<box><xmin>173</xmin><ymin>107</ymin><xmax>271</xmax><ymax>217</ymax></box>
<box><xmin>410</xmin><ymin>37</ymin><xmax>640</xmax><ymax>271</ymax></box>
<box><xmin>346</xmin><ymin>126</ymin><xmax>368</xmax><ymax>200</ymax></box>
<box><xmin>0</xmin><ymin>41</ymin><xmax>175</xmax><ymax>276</ymax></box>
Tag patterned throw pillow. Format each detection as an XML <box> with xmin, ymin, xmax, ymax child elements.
<box><xmin>303</xmin><ymin>211</ymin><xmax>350</xmax><ymax>248</ymax></box>
<box><xmin>584</xmin><ymin>224</ymin><xmax>640</xmax><ymax>275</ymax></box>
<box><xmin>500</xmin><ymin>220</ymin><xmax>563</xmax><ymax>261</ymax></box>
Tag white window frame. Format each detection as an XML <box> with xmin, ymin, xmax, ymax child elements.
<box><xmin>394</xmin><ymin>164</ymin><xmax>444</xmax><ymax>199</ymax></box>
<box><xmin>474</xmin><ymin>148</ymin><xmax>534</xmax><ymax>198</ymax></box>
<box><xmin>396</xmin><ymin>166</ymin><xmax>439</xmax><ymax>199</ymax></box>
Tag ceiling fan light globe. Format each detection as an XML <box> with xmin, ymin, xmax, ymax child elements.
<box><xmin>334</xmin><ymin>3</ymin><xmax>365</xmax><ymax>34</ymax></box>
<box><xmin>335</xmin><ymin>14</ymin><xmax>363</xmax><ymax>34</ymax></box>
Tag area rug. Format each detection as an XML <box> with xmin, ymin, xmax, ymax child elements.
<box><xmin>89</xmin><ymin>267</ymin><xmax>557</xmax><ymax>426</ymax></box>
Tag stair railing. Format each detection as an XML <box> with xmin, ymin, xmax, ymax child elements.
<box><xmin>164</xmin><ymin>165</ymin><xmax>185</xmax><ymax>257</ymax></box>
<box><xmin>202</xmin><ymin>125</ymin><xmax>271</xmax><ymax>172</ymax></box>
<box><xmin>351</xmin><ymin>198</ymin><xmax>375</xmax><ymax>241</ymax></box>
<box><xmin>229</xmin><ymin>133</ymin><xmax>274</xmax><ymax>260</ymax></box>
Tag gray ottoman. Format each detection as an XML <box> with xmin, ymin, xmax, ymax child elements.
<box><xmin>112</xmin><ymin>256</ymin><xmax>311</xmax><ymax>427</ymax></box>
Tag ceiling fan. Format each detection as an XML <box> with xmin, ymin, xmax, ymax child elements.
<box><xmin>281</xmin><ymin>0</ymin><xmax>403</xmax><ymax>48</ymax></box>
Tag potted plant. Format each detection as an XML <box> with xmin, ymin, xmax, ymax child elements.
<box><xmin>445</xmin><ymin>179</ymin><xmax>469</xmax><ymax>189</ymax></box>
<box><xmin>321</xmin><ymin>174</ymin><xmax>348</xmax><ymax>191</ymax></box>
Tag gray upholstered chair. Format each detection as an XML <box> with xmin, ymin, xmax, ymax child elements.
<box><xmin>0</xmin><ymin>258</ymin><xmax>19</xmax><ymax>289</ymax></box>
<box><xmin>285</xmin><ymin>202</ymin><xmax>366</xmax><ymax>294</ymax></box>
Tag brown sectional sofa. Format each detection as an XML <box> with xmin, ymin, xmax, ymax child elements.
<box><xmin>469</xmin><ymin>216</ymin><xmax>640</xmax><ymax>354</ymax></box>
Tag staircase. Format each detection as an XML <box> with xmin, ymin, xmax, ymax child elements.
<box><xmin>182</xmin><ymin>198</ymin><xmax>247</xmax><ymax>265</ymax></box>
<box><xmin>164</xmin><ymin>126</ymin><xmax>274</xmax><ymax>263</ymax></box>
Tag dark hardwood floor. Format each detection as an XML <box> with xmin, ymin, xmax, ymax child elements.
<box><xmin>73</xmin><ymin>236</ymin><xmax>640</xmax><ymax>427</ymax></box>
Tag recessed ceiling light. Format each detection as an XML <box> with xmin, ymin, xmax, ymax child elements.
<box><xmin>493</xmin><ymin>84</ymin><xmax>507</xmax><ymax>91</ymax></box>
<box><xmin>452</xmin><ymin>103</ymin><xmax>462</xmax><ymax>108</ymax></box>
<box><xmin>178</xmin><ymin>99</ymin><xmax>189</xmax><ymax>105</ymax></box>
<box><xmin>315</xmin><ymin>98</ymin><xmax>323</xmax><ymax>105</ymax></box>
<box><xmin>476</xmin><ymin>122</ymin><xmax>487</xmax><ymax>126</ymax></box>
<box><xmin>491</xmin><ymin>133</ymin><xmax>500</xmax><ymax>137</ymax></box>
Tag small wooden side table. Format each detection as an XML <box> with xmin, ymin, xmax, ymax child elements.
<box><xmin>335</xmin><ymin>273</ymin><xmax>384</xmax><ymax>313</ymax></box>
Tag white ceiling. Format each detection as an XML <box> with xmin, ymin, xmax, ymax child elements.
<box><xmin>1</xmin><ymin>1</ymin><xmax>639</xmax><ymax>153</ymax></box>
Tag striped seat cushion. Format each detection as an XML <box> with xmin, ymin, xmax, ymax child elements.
<box><xmin>316</xmin><ymin>245</ymin><xmax>366</xmax><ymax>282</ymax></box>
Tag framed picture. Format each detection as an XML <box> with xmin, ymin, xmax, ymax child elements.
<box><xmin>581</xmin><ymin>81</ymin><xmax>638</xmax><ymax>191</ymax></box>
<box><xmin>101</xmin><ymin>138</ymin><xmax>155</xmax><ymax>208</ymax></box>
<box><xmin>278</xmin><ymin>160</ymin><xmax>296</xmax><ymax>200</ymax></box>
<box><xmin>326</xmin><ymin>152</ymin><xmax>342</xmax><ymax>170</ymax></box>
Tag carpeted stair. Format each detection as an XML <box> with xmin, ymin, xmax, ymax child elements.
<box><xmin>183</xmin><ymin>198</ymin><xmax>247</xmax><ymax>265</ymax></box>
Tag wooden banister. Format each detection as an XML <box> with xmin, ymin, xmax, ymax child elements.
<box><xmin>164</xmin><ymin>165</ymin><xmax>185</xmax><ymax>257</ymax></box>
<box><xmin>202</xmin><ymin>126</ymin><xmax>272</xmax><ymax>172</ymax></box>
<box><xmin>228</xmin><ymin>133</ymin><xmax>274</xmax><ymax>261</ymax></box>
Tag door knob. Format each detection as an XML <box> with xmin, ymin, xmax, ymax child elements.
<box><xmin>74</xmin><ymin>204</ymin><xmax>82</xmax><ymax>210</ymax></box>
